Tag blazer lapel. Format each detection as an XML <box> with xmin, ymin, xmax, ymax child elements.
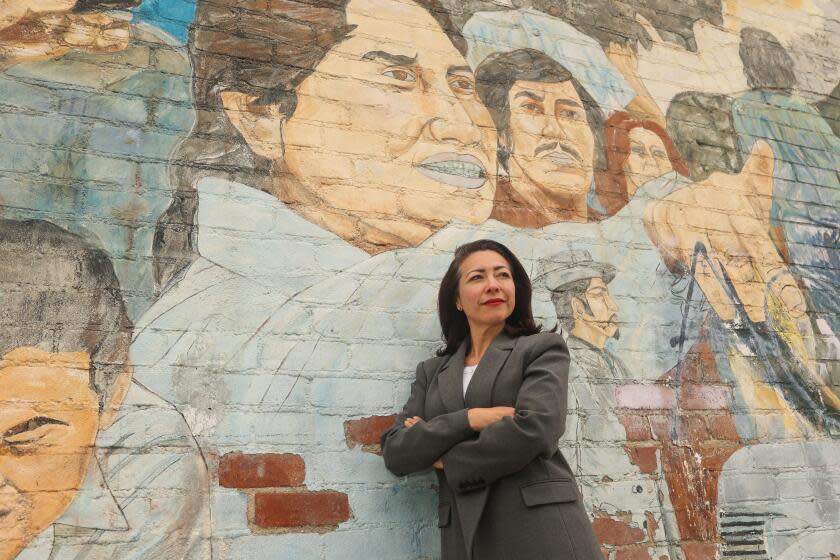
<box><xmin>464</xmin><ymin>332</ymin><xmax>515</xmax><ymax>408</ymax></box>
<box><xmin>437</xmin><ymin>341</ymin><xmax>467</xmax><ymax>413</ymax></box>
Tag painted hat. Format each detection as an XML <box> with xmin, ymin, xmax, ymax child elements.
<box><xmin>534</xmin><ymin>249</ymin><xmax>616</xmax><ymax>291</ymax></box>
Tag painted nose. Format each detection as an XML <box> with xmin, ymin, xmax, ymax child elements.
<box><xmin>542</xmin><ymin>116</ymin><xmax>565</xmax><ymax>140</ymax></box>
<box><xmin>425</xmin><ymin>83</ymin><xmax>482</xmax><ymax>147</ymax></box>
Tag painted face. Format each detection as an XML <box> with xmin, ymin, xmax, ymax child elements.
<box><xmin>580</xmin><ymin>277</ymin><xmax>619</xmax><ymax>339</ymax></box>
<box><xmin>456</xmin><ymin>250</ymin><xmax>516</xmax><ymax>329</ymax></box>
<box><xmin>279</xmin><ymin>0</ymin><xmax>497</xmax><ymax>246</ymax></box>
<box><xmin>506</xmin><ymin>78</ymin><xmax>595</xmax><ymax>197</ymax></box>
<box><xmin>624</xmin><ymin>127</ymin><xmax>672</xmax><ymax>197</ymax></box>
<box><xmin>0</xmin><ymin>348</ymin><xmax>98</xmax><ymax>560</ymax></box>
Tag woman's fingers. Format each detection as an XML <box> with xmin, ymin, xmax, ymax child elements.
<box><xmin>403</xmin><ymin>416</ymin><xmax>423</xmax><ymax>428</ymax></box>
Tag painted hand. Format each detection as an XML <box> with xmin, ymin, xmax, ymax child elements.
<box><xmin>645</xmin><ymin>140</ymin><xmax>806</xmax><ymax>323</ymax></box>
<box><xmin>0</xmin><ymin>10</ymin><xmax>130</xmax><ymax>68</ymax></box>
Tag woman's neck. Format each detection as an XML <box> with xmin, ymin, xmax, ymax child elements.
<box><xmin>465</xmin><ymin>322</ymin><xmax>505</xmax><ymax>365</ymax></box>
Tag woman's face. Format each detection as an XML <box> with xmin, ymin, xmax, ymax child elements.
<box><xmin>456</xmin><ymin>250</ymin><xmax>516</xmax><ymax>330</ymax></box>
<box><xmin>624</xmin><ymin>127</ymin><xmax>672</xmax><ymax>197</ymax></box>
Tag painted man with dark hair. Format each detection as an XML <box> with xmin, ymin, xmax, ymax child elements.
<box><xmin>476</xmin><ymin>49</ymin><xmax>605</xmax><ymax>226</ymax></box>
<box><xmin>131</xmin><ymin>2</ymin><xmax>500</xmax><ymax>556</ymax></box>
<box><xmin>0</xmin><ymin>219</ymin><xmax>208</xmax><ymax>560</ymax></box>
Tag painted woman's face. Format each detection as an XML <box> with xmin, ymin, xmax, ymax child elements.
<box><xmin>259</xmin><ymin>0</ymin><xmax>498</xmax><ymax>248</ymax></box>
<box><xmin>624</xmin><ymin>127</ymin><xmax>672</xmax><ymax>197</ymax></box>
<box><xmin>0</xmin><ymin>348</ymin><xmax>99</xmax><ymax>560</ymax></box>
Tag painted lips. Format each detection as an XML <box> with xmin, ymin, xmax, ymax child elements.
<box><xmin>415</xmin><ymin>153</ymin><xmax>487</xmax><ymax>189</ymax></box>
<box><xmin>483</xmin><ymin>299</ymin><xmax>505</xmax><ymax>306</ymax></box>
<box><xmin>543</xmin><ymin>150</ymin><xmax>580</xmax><ymax>167</ymax></box>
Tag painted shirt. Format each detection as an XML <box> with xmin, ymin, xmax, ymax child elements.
<box><xmin>732</xmin><ymin>90</ymin><xmax>840</xmax><ymax>335</ymax></box>
<box><xmin>17</xmin><ymin>382</ymin><xmax>210</xmax><ymax>559</ymax></box>
<box><xmin>560</xmin><ymin>335</ymin><xmax>672</xmax><ymax>558</ymax></box>
<box><xmin>130</xmin><ymin>173</ymin><xmax>704</xmax><ymax>556</ymax></box>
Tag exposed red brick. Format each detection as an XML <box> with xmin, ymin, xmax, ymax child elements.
<box><xmin>618</xmin><ymin>414</ymin><xmax>652</xmax><ymax>441</ymax></box>
<box><xmin>219</xmin><ymin>453</ymin><xmax>305</xmax><ymax>489</ymax></box>
<box><xmin>681</xmin><ymin>383</ymin><xmax>730</xmax><ymax>410</ymax></box>
<box><xmin>254</xmin><ymin>491</ymin><xmax>350</xmax><ymax>528</ymax></box>
<box><xmin>648</xmin><ymin>415</ymin><xmax>672</xmax><ymax>441</ymax></box>
<box><xmin>592</xmin><ymin>515</ymin><xmax>645</xmax><ymax>546</ymax></box>
<box><xmin>707</xmin><ymin>413</ymin><xmax>740</xmax><ymax>442</ymax></box>
<box><xmin>344</xmin><ymin>414</ymin><xmax>396</xmax><ymax>454</ymax></box>
<box><xmin>681</xmin><ymin>542</ymin><xmax>717</xmax><ymax>560</ymax></box>
<box><xmin>644</xmin><ymin>512</ymin><xmax>659</xmax><ymax>542</ymax></box>
<box><xmin>624</xmin><ymin>446</ymin><xmax>658</xmax><ymax>474</ymax></box>
<box><xmin>616</xmin><ymin>547</ymin><xmax>650</xmax><ymax>560</ymax></box>
<box><xmin>683</xmin><ymin>415</ymin><xmax>708</xmax><ymax>443</ymax></box>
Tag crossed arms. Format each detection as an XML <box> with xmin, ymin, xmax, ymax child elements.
<box><xmin>381</xmin><ymin>336</ymin><xmax>569</xmax><ymax>493</ymax></box>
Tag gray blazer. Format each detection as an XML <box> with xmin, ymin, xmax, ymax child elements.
<box><xmin>382</xmin><ymin>332</ymin><xmax>603</xmax><ymax>560</ymax></box>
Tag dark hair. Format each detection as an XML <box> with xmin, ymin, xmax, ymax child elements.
<box><xmin>527</xmin><ymin>0</ymin><xmax>723</xmax><ymax>53</ymax></box>
<box><xmin>739</xmin><ymin>27</ymin><xmax>797</xmax><ymax>94</ymax></box>
<box><xmin>154</xmin><ymin>0</ymin><xmax>467</xmax><ymax>291</ymax></box>
<box><xmin>0</xmin><ymin>219</ymin><xmax>132</xmax><ymax>409</ymax></box>
<box><xmin>665</xmin><ymin>91</ymin><xmax>743</xmax><ymax>181</ymax></box>
<box><xmin>596</xmin><ymin>111</ymin><xmax>689</xmax><ymax>216</ymax></box>
<box><xmin>475</xmin><ymin>48</ymin><xmax>605</xmax><ymax>173</ymax></box>
<box><xmin>548</xmin><ymin>278</ymin><xmax>591</xmax><ymax>332</ymax></box>
<box><xmin>72</xmin><ymin>0</ymin><xmax>142</xmax><ymax>12</ymax></box>
<box><xmin>437</xmin><ymin>239</ymin><xmax>544</xmax><ymax>356</ymax></box>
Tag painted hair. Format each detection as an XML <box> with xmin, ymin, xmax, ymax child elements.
<box><xmin>155</xmin><ymin>0</ymin><xmax>468</xmax><ymax>290</ymax></box>
<box><xmin>596</xmin><ymin>112</ymin><xmax>688</xmax><ymax>216</ymax></box>
<box><xmin>0</xmin><ymin>219</ymin><xmax>132</xmax><ymax>409</ymax></box>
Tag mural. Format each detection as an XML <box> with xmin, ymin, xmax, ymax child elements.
<box><xmin>1</xmin><ymin>0</ymin><xmax>838</xmax><ymax>558</ymax></box>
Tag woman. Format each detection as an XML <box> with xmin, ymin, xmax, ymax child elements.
<box><xmin>594</xmin><ymin>112</ymin><xmax>688</xmax><ymax>217</ymax></box>
<box><xmin>381</xmin><ymin>239</ymin><xmax>602</xmax><ymax>560</ymax></box>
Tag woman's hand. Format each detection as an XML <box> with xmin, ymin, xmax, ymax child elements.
<box><xmin>467</xmin><ymin>406</ymin><xmax>515</xmax><ymax>431</ymax></box>
<box><xmin>401</xmin><ymin>418</ymin><xmax>444</xmax><ymax>469</ymax></box>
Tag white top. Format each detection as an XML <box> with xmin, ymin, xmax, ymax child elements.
<box><xmin>463</xmin><ymin>365</ymin><xmax>478</xmax><ymax>398</ymax></box>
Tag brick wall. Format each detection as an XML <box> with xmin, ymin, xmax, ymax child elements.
<box><xmin>1</xmin><ymin>1</ymin><xmax>838</xmax><ymax>559</ymax></box>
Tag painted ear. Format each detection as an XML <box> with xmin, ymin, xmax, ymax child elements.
<box><xmin>220</xmin><ymin>90</ymin><xmax>286</xmax><ymax>160</ymax></box>
<box><xmin>570</xmin><ymin>296</ymin><xmax>586</xmax><ymax>320</ymax></box>
<box><xmin>99</xmin><ymin>363</ymin><xmax>133</xmax><ymax>430</ymax></box>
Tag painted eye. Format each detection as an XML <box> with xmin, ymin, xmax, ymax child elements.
<box><xmin>559</xmin><ymin>109</ymin><xmax>584</xmax><ymax>121</ymax></box>
<box><xmin>383</xmin><ymin>68</ymin><xmax>416</xmax><ymax>82</ymax></box>
<box><xmin>522</xmin><ymin>102</ymin><xmax>543</xmax><ymax>115</ymax></box>
<box><xmin>450</xmin><ymin>76</ymin><xmax>475</xmax><ymax>94</ymax></box>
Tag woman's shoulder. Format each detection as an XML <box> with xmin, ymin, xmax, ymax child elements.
<box><xmin>513</xmin><ymin>331</ymin><xmax>568</xmax><ymax>358</ymax></box>
<box><xmin>417</xmin><ymin>354</ymin><xmax>450</xmax><ymax>377</ymax></box>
